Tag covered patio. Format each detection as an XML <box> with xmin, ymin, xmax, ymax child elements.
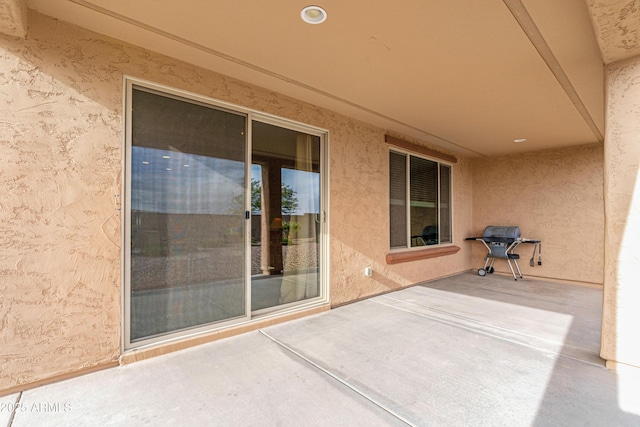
<box><xmin>3</xmin><ymin>0</ymin><xmax>640</xmax><ymax>408</ymax></box>
<box><xmin>3</xmin><ymin>273</ymin><xmax>638</xmax><ymax>426</ymax></box>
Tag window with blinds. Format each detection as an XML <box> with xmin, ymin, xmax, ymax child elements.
<box><xmin>389</xmin><ymin>151</ymin><xmax>452</xmax><ymax>249</ymax></box>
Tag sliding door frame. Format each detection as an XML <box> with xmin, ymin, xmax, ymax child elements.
<box><xmin>249</xmin><ymin>114</ymin><xmax>329</xmax><ymax>317</ymax></box>
<box><xmin>122</xmin><ymin>77</ymin><xmax>329</xmax><ymax>351</ymax></box>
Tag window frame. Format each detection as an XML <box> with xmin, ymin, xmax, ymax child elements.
<box><xmin>389</xmin><ymin>148</ymin><xmax>453</xmax><ymax>251</ymax></box>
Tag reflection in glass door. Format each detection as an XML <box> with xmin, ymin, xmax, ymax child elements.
<box><xmin>127</xmin><ymin>86</ymin><xmax>247</xmax><ymax>342</ymax></box>
<box><xmin>250</xmin><ymin>121</ymin><xmax>321</xmax><ymax>312</ymax></box>
<box><xmin>125</xmin><ymin>81</ymin><xmax>326</xmax><ymax>348</ymax></box>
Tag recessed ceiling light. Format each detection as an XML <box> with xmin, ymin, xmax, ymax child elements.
<box><xmin>513</xmin><ymin>138</ymin><xmax>527</xmax><ymax>143</ymax></box>
<box><xmin>301</xmin><ymin>6</ymin><xmax>327</xmax><ymax>24</ymax></box>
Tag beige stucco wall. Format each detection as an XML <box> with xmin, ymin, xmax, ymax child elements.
<box><xmin>601</xmin><ymin>54</ymin><xmax>640</xmax><ymax>368</ymax></box>
<box><xmin>0</xmin><ymin>15</ymin><xmax>124</xmax><ymax>391</ymax></box>
<box><xmin>0</xmin><ymin>12</ymin><xmax>474</xmax><ymax>392</ymax></box>
<box><xmin>471</xmin><ymin>145</ymin><xmax>605</xmax><ymax>284</ymax></box>
<box><xmin>330</xmin><ymin>139</ymin><xmax>474</xmax><ymax>306</ymax></box>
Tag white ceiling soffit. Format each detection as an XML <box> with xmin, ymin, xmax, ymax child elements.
<box><xmin>26</xmin><ymin>0</ymin><xmax>606</xmax><ymax>157</ymax></box>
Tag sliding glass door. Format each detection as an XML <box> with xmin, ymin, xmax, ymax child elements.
<box><xmin>250</xmin><ymin>121</ymin><xmax>321</xmax><ymax>312</ymax></box>
<box><xmin>127</xmin><ymin>86</ymin><xmax>248</xmax><ymax>343</ymax></box>
<box><xmin>124</xmin><ymin>80</ymin><xmax>326</xmax><ymax>348</ymax></box>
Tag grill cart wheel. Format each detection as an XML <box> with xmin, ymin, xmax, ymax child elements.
<box><xmin>487</xmin><ymin>267</ymin><xmax>494</xmax><ymax>274</ymax></box>
<box><xmin>478</xmin><ymin>269</ymin><xmax>486</xmax><ymax>277</ymax></box>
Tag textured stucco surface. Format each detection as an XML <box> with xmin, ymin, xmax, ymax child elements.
<box><xmin>0</xmin><ymin>13</ymin><xmax>123</xmax><ymax>391</ymax></box>
<box><xmin>0</xmin><ymin>12</ymin><xmax>475</xmax><ymax>392</ymax></box>
<box><xmin>0</xmin><ymin>0</ymin><xmax>27</xmax><ymax>38</ymax></box>
<box><xmin>471</xmin><ymin>145</ymin><xmax>604</xmax><ymax>284</ymax></box>
<box><xmin>601</xmin><ymin>55</ymin><xmax>640</xmax><ymax>368</ymax></box>
<box><xmin>587</xmin><ymin>0</ymin><xmax>640</xmax><ymax>64</ymax></box>
<box><xmin>330</xmin><ymin>132</ymin><xmax>474</xmax><ymax>306</ymax></box>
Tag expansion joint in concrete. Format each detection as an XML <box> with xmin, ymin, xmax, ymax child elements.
<box><xmin>6</xmin><ymin>392</ymin><xmax>22</xmax><ymax>427</ymax></box>
<box><xmin>258</xmin><ymin>329</ymin><xmax>415</xmax><ymax>427</ymax></box>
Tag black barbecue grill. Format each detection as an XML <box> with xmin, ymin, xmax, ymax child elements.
<box><xmin>466</xmin><ymin>226</ymin><xmax>541</xmax><ymax>280</ymax></box>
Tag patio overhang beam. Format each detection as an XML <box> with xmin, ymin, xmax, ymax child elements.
<box><xmin>0</xmin><ymin>0</ymin><xmax>28</xmax><ymax>38</ymax></box>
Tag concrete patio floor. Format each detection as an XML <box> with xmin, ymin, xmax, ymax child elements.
<box><xmin>3</xmin><ymin>272</ymin><xmax>640</xmax><ymax>426</ymax></box>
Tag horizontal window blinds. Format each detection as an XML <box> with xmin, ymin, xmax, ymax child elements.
<box><xmin>389</xmin><ymin>152</ymin><xmax>407</xmax><ymax>248</ymax></box>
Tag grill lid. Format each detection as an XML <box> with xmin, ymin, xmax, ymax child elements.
<box><xmin>482</xmin><ymin>226</ymin><xmax>521</xmax><ymax>241</ymax></box>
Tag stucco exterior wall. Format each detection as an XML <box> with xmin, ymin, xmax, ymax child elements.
<box><xmin>0</xmin><ymin>12</ymin><xmax>474</xmax><ymax>392</ymax></box>
<box><xmin>330</xmin><ymin>137</ymin><xmax>474</xmax><ymax>306</ymax></box>
<box><xmin>1</xmin><ymin>13</ymin><xmax>123</xmax><ymax>392</ymax></box>
<box><xmin>471</xmin><ymin>145</ymin><xmax>605</xmax><ymax>284</ymax></box>
<box><xmin>601</xmin><ymin>55</ymin><xmax>640</xmax><ymax>368</ymax></box>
